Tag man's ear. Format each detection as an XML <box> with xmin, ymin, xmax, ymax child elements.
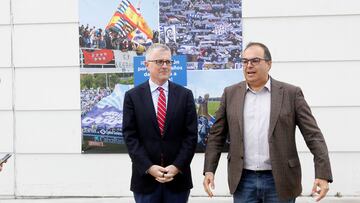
<box><xmin>266</xmin><ymin>61</ymin><xmax>272</xmax><ymax>71</ymax></box>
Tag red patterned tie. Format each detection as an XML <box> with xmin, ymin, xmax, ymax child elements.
<box><xmin>157</xmin><ymin>87</ymin><xmax>166</xmax><ymax>136</ymax></box>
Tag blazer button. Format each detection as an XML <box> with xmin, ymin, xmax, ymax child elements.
<box><xmin>241</xmin><ymin>156</ymin><xmax>243</xmax><ymax>159</ymax></box>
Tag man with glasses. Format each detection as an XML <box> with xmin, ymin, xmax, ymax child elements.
<box><xmin>123</xmin><ymin>44</ymin><xmax>198</xmax><ymax>203</ymax></box>
<box><xmin>203</xmin><ymin>42</ymin><xmax>333</xmax><ymax>203</ymax></box>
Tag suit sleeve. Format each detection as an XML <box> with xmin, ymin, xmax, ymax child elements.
<box><xmin>203</xmin><ymin>89</ymin><xmax>229</xmax><ymax>174</ymax></box>
<box><xmin>295</xmin><ymin>87</ymin><xmax>333</xmax><ymax>182</ymax></box>
<box><xmin>172</xmin><ymin>90</ymin><xmax>198</xmax><ymax>172</ymax></box>
<box><xmin>123</xmin><ymin>91</ymin><xmax>153</xmax><ymax>175</ymax></box>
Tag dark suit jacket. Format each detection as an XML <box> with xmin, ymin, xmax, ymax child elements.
<box><xmin>204</xmin><ymin>78</ymin><xmax>333</xmax><ymax>200</ymax></box>
<box><xmin>123</xmin><ymin>80</ymin><xmax>198</xmax><ymax>194</ymax></box>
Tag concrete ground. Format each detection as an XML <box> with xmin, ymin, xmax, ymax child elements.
<box><xmin>0</xmin><ymin>196</ymin><xmax>359</xmax><ymax>203</ymax></box>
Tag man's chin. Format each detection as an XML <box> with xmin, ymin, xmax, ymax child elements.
<box><xmin>160</xmin><ymin>75</ymin><xmax>170</xmax><ymax>80</ymax></box>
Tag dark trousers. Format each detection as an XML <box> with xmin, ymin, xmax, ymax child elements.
<box><xmin>134</xmin><ymin>184</ymin><xmax>190</xmax><ymax>203</ymax></box>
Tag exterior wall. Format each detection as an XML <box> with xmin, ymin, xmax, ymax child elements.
<box><xmin>0</xmin><ymin>0</ymin><xmax>359</xmax><ymax>198</ymax></box>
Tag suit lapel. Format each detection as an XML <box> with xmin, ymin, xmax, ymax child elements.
<box><xmin>140</xmin><ymin>81</ymin><xmax>161</xmax><ymax>134</ymax></box>
<box><xmin>237</xmin><ymin>82</ymin><xmax>247</xmax><ymax>137</ymax></box>
<box><xmin>163</xmin><ymin>81</ymin><xmax>177</xmax><ymax>136</ymax></box>
<box><xmin>268</xmin><ymin>78</ymin><xmax>284</xmax><ymax>138</ymax></box>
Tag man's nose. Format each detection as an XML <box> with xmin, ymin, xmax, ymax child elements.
<box><xmin>244</xmin><ymin>63</ymin><xmax>254</xmax><ymax>69</ymax></box>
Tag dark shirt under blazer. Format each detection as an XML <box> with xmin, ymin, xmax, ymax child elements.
<box><xmin>123</xmin><ymin>80</ymin><xmax>198</xmax><ymax>194</ymax></box>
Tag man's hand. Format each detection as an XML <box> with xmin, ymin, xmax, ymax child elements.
<box><xmin>203</xmin><ymin>172</ymin><xmax>215</xmax><ymax>197</ymax></box>
<box><xmin>160</xmin><ymin>165</ymin><xmax>179</xmax><ymax>183</ymax></box>
<box><xmin>148</xmin><ymin>165</ymin><xmax>180</xmax><ymax>183</ymax></box>
<box><xmin>148</xmin><ymin>165</ymin><xmax>168</xmax><ymax>183</ymax></box>
<box><xmin>312</xmin><ymin>178</ymin><xmax>330</xmax><ymax>202</ymax></box>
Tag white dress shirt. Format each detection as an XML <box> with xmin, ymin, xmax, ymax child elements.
<box><xmin>243</xmin><ymin>79</ymin><xmax>272</xmax><ymax>170</ymax></box>
<box><xmin>149</xmin><ymin>79</ymin><xmax>169</xmax><ymax>114</ymax></box>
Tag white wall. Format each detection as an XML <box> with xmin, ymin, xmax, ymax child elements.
<box><xmin>0</xmin><ymin>0</ymin><xmax>359</xmax><ymax>198</ymax></box>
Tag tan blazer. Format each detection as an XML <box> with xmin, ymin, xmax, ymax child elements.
<box><xmin>204</xmin><ymin>78</ymin><xmax>333</xmax><ymax>201</ymax></box>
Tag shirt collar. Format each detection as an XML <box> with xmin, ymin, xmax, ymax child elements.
<box><xmin>149</xmin><ymin>79</ymin><xmax>169</xmax><ymax>93</ymax></box>
<box><xmin>246</xmin><ymin>77</ymin><xmax>271</xmax><ymax>93</ymax></box>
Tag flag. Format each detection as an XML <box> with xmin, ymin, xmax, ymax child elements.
<box><xmin>106</xmin><ymin>11</ymin><xmax>136</xmax><ymax>38</ymax></box>
<box><xmin>164</xmin><ymin>25</ymin><xmax>176</xmax><ymax>43</ymax></box>
<box><xmin>82</xmin><ymin>49</ymin><xmax>114</xmax><ymax>65</ymax></box>
<box><xmin>82</xmin><ymin>84</ymin><xmax>132</xmax><ymax>129</ymax></box>
<box><xmin>106</xmin><ymin>0</ymin><xmax>153</xmax><ymax>40</ymax></box>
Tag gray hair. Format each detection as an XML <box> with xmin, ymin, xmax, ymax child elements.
<box><xmin>145</xmin><ymin>43</ymin><xmax>171</xmax><ymax>61</ymax></box>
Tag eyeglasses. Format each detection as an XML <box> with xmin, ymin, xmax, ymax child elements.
<box><xmin>241</xmin><ymin>57</ymin><xmax>269</xmax><ymax>66</ymax></box>
<box><xmin>147</xmin><ymin>59</ymin><xmax>173</xmax><ymax>66</ymax></box>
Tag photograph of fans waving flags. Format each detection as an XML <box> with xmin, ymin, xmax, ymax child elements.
<box><xmin>79</xmin><ymin>0</ymin><xmax>158</xmax><ymax>69</ymax></box>
<box><xmin>159</xmin><ymin>0</ymin><xmax>242</xmax><ymax>70</ymax></box>
<box><xmin>79</xmin><ymin>0</ymin><xmax>243</xmax><ymax>153</ymax></box>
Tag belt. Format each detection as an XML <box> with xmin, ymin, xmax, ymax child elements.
<box><xmin>243</xmin><ymin>169</ymin><xmax>272</xmax><ymax>174</ymax></box>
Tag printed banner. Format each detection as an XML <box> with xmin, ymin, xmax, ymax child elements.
<box><xmin>80</xmin><ymin>0</ymin><xmax>158</xmax><ymax>153</ymax></box>
<box><xmin>133</xmin><ymin>55</ymin><xmax>187</xmax><ymax>86</ymax></box>
<box><xmin>81</xmin><ymin>84</ymin><xmax>131</xmax><ymax>151</ymax></box>
<box><xmin>82</xmin><ymin>49</ymin><xmax>114</xmax><ymax>65</ymax></box>
<box><xmin>80</xmin><ymin>0</ymin><xmax>243</xmax><ymax>153</ymax></box>
<box><xmin>114</xmin><ymin>50</ymin><xmax>137</xmax><ymax>72</ymax></box>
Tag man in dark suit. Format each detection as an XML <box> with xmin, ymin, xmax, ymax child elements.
<box><xmin>123</xmin><ymin>44</ymin><xmax>198</xmax><ymax>203</ymax></box>
<box><xmin>203</xmin><ymin>42</ymin><xmax>333</xmax><ymax>202</ymax></box>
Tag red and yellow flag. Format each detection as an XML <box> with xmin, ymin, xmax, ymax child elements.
<box><xmin>106</xmin><ymin>12</ymin><xmax>121</xmax><ymax>30</ymax></box>
<box><xmin>106</xmin><ymin>0</ymin><xmax>153</xmax><ymax>40</ymax></box>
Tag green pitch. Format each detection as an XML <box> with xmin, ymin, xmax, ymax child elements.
<box><xmin>207</xmin><ymin>101</ymin><xmax>220</xmax><ymax>116</ymax></box>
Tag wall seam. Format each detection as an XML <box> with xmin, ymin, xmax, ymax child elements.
<box><xmin>12</xmin><ymin>22</ymin><xmax>78</xmax><ymax>26</ymax></box>
<box><xmin>9</xmin><ymin>0</ymin><xmax>17</xmax><ymax>198</ymax></box>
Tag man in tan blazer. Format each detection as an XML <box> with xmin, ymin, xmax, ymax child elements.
<box><xmin>203</xmin><ymin>42</ymin><xmax>332</xmax><ymax>203</ymax></box>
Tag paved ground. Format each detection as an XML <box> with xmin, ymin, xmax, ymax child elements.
<box><xmin>0</xmin><ymin>196</ymin><xmax>359</xmax><ymax>203</ymax></box>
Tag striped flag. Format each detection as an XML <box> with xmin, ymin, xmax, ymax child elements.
<box><xmin>106</xmin><ymin>0</ymin><xmax>153</xmax><ymax>40</ymax></box>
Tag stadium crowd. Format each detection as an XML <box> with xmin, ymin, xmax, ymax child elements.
<box><xmin>81</xmin><ymin>88</ymin><xmax>112</xmax><ymax>116</ymax></box>
<box><xmin>159</xmin><ymin>0</ymin><xmax>242</xmax><ymax>69</ymax></box>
